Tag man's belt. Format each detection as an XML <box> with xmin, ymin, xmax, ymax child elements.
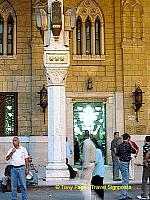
<box><xmin>12</xmin><ymin>165</ymin><xmax>25</xmax><ymax>168</ymax></box>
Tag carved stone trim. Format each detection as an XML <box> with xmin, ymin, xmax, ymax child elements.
<box><xmin>73</xmin><ymin>0</ymin><xmax>105</xmax><ymax>57</ymax></box>
<box><xmin>0</xmin><ymin>0</ymin><xmax>16</xmax><ymax>56</ymax></box>
<box><xmin>46</xmin><ymin>53</ymin><xmax>68</xmax><ymax>64</ymax></box>
<box><xmin>122</xmin><ymin>0</ymin><xmax>144</xmax><ymax>42</ymax></box>
<box><xmin>123</xmin><ymin>0</ymin><xmax>141</xmax><ymax>7</ymax></box>
<box><xmin>0</xmin><ymin>0</ymin><xmax>15</xmax><ymax>17</ymax></box>
<box><xmin>32</xmin><ymin>0</ymin><xmax>47</xmax><ymax>8</ymax></box>
<box><xmin>46</xmin><ymin>68</ymin><xmax>67</xmax><ymax>85</ymax></box>
<box><xmin>77</xmin><ymin>0</ymin><xmax>103</xmax><ymax>22</ymax></box>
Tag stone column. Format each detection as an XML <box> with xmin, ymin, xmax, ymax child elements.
<box><xmin>43</xmin><ymin>0</ymin><xmax>70</xmax><ymax>181</ymax></box>
<box><xmin>82</xmin><ymin>22</ymin><xmax>86</xmax><ymax>55</ymax></box>
<box><xmin>92</xmin><ymin>22</ymin><xmax>95</xmax><ymax>55</ymax></box>
<box><xmin>100</xmin><ymin>22</ymin><xmax>105</xmax><ymax>55</ymax></box>
<box><xmin>45</xmin><ymin>68</ymin><xmax>70</xmax><ymax>181</ymax></box>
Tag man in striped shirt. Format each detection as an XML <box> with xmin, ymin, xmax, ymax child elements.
<box><xmin>137</xmin><ymin>136</ymin><xmax>150</xmax><ymax>200</ymax></box>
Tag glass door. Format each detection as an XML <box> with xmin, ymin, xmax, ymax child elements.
<box><xmin>73</xmin><ymin>102</ymin><xmax>106</xmax><ymax>164</ymax></box>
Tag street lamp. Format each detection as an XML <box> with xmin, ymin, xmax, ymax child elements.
<box><xmin>132</xmin><ymin>85</ymin><xmax>145</xmax><ymax>122</ymax></box>
<box><xmin>87</xmin><ymin>77</ymin><xmax>93</xmax><ymax>90</ymax></box>
<box><xmin>37</xmin><ymin>85</ymin><xmax>48</xmax><ymax>124</ymax></box>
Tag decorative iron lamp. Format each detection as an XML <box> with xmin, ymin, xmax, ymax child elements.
<box><xmin>87</xmin><ymin>77</ymin><xmax>93</xmax><ymax>90</ymax></box>
<box><xmin>37</xmin><ymin>85</ymin><xmax>48</xmax><ymax>124</ymax></box>
<box><xmin>132</xmin><ymin>85</ymin><xmax>145</xmax><ymax>122</ymax></box>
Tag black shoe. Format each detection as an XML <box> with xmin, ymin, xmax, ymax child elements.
<box><xmin>113</xmin><ymin>178</ymin><xmax>121</xmax><ymax>181</ymax></box>
<box><xmin>17</xmin><ymin>187</ymin><xmax>21</xmax><ymax>193</ymax></box>
<box><xmin>126</xmin><ymin>197</ymin><xmax>133</xmax><ymax>200</ymax></box>
<box><xmin>1</xmin><ymin>184</ymin><xmax>6</xmax><ymax>193</ymax></box>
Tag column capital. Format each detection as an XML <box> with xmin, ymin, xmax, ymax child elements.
<box><xmin>46</xmin><ymin>68</ymin><xmax>67</xmax><ymax>86</ymax></box>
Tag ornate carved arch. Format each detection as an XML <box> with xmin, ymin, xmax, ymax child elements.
<box><xmin>77</xmin><ymin>0</ymin><xmax>104</xmax><ymax>23</ymax></box>
<box><xmin>134</xmin><ymin>5</ymin><xmax>143</xmax><ymax>39</ymax></box>
<box><xmin>0</xmin><ymin>0</ymin><xmax>16</xmax><ymax>56</ymax></box>
<box><xmin>123</xmin><ymin>4</ymin><xmax>133</xmax><ymax>39</ymax></box>
<box><xmin>73</xmin><ymin>0</ymin><xmax>105</xmax><ymax>59</ymax></box>
<box><xmin>123</xmin><ymin>0</ymin><xmax>141</xmax><ymax>8</ymax></box>
<box><xmin>122</xmin><ymin>0</ymin><xmax>143</xmax><ymax>41</ymax></box>
<box><xmin>0</xmin><ymin>0</ymin><xmax>16</xmax><ymax>18</ymax></box>
<box><xmin>32</xmin><ymin>0</ymin><xmax>47</xmax><ymax>8</ymax></box>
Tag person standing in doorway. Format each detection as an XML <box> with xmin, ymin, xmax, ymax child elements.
<box><xmin>110</xmin><ymin>131</ymin><xmax>122</xmax><ymax>181</ymax></box>
<box><xmin>81</xmin><ymin>130</ymin><xmax>96</xmax><ymax>180</ymax></box>
<box><xmin>74</xmin><ymin>136</ymin><xmax>80</xmax><ymax>164</ymax></box>
<box><xmin>66</xmin><ymin>137</ymin><xmax>72</xmax><ymax>164</ymax></box>
<box><xmin>116</xmin><ymin>133</ymin><xmax>137</xmax><ymax>200</ymax></box>
<box><xmin>6</xmin><ymin>137</ymin><xmax>29</xmax><ymax>200</ymax></box>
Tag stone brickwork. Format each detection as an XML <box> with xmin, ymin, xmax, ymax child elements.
<box><xmin>64</xmin><ymin>0</ymin><xmax>150</xmax><ymax>136</ymax></box>
<box><xmin>65</xmin><ymin>0</ymin><xmax>116</xmax><ymax>93</ymax></box>
<box><xmin>0</xmin><ymin>0</ymin><xmax>32</xmax><ymax>136</ymax></box>
<box><xmin>31</xmin><ymin>10</ymin><xmax>47</xmax><ymax>136</ymax></box>
<box><xmin>0</xmin><ymin>0</ymin><xmax>47</xmax><ymax>136</ymax></box>
<box><xmin>0</xmin><ymin>0</ymin><xmax>150</xmax><ymax>138</ymax></box>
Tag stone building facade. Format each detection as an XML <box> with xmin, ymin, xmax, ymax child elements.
<box><xmin>0</xmin><ymin>0</ymin><xmax>150</xmax><ymax>169</ymax></box>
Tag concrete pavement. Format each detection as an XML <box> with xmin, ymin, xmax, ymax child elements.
<box><xmin>37</xmin><ymin>164</ymin><xmax>143</xmax><ymax>186</ymax></box>
<box><xmin>0</xmin><ymin>185</ymin><xmax>142</xmax><ymax>200</ymax></box>
<box><xmin>0</xmin><ymin>163</ymin><xmax>144</xmax><ymax>200</ymax></box>
<box><xmin>0</xmin><ymin>163</ymin><xmax>143</xmax><ymax>186</ymax></box>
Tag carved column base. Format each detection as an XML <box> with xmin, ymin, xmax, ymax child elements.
<box><xmin>46</xmin><ymin>163</ymin><xmax>69</xmax><ymax>181</ymax></box>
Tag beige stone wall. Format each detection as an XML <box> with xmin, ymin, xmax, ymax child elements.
<box><xmin>122</xmin><ymin>46</ymin><xmax>147</xmax><ymax>134</ymax></box>
<box><xmin>0</xmin><ymin>0</ymin><xmax>47</xmax><ymax>136</ymax></box>
<box><xmin>65</xmin><ymin>0</ymin><xmax>116</xmax><ymax>93</ymax></box>
<box><xmin>121</xmin><ymin>0</ymin><xmax>149</xmax><ymax>135</ymax></box>
<box><xmin>144</xmin><ymin>0</ymin><xmax>150</xmax><ymax>134</ymax></box>
<box><xmin>0</xmin><ymin>0</ymin><xmax>32</xmax><ymax>135</ymax></box>
<box><xmin>31</xmin><ymin>5</ymin><xmax>47</xmax><ymax>136</ymax></box>
<box><xmin>64</xmin><ymin>0</ymin><xmax>150</xmax><ymax>136</ymax></box>
<box><xmin>0</xmin><ymin>0</ymin><xmax>150</xmax><ymax>137</ymax></box>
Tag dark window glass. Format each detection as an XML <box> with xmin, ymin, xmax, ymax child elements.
<box><xmin>7</xmin><ymin>15</ymin><xmax>14</xmax><ymax>55</ymax></box>
<box><xmin>76</xmin><ymin>17</ymin><xmax>82</xmax><ymax>55</ymax></box>
<box><xmin>95</xmin><ymin>18</ymin><xmax>100</xmax><ymax>55</ymax></box>
<box><xmin>0</xmin><ymin>93</ymin><xmax>18</xmax><ymax>136</ymax></box>
<box><xmin>86</xmin><ymin>17</ymin><xmax>91</xmax><ymax>55</ymax></box>
<box><xmin>0</xmin><ymin>16</ymin><xmax>3</xmax><ymax>55</ymax></box>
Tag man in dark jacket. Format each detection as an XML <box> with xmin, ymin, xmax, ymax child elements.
<box><xmin>116</xmin><ymin>133</ymin><xmax>137</xmax><ymax>200</ymax></box>
<box><xmin>110</xmin><ymin>131</ymin><xmax>121</xmax><ymax>181</ymax></box>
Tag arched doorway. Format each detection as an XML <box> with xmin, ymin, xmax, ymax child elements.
<box><xmin>73</xmin><ymin>102</ymin><xmax>106</xmax><ymax>164</ymax></box>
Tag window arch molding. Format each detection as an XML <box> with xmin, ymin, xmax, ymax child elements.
<box><xmin>73</xmin><ymin>0</ymin><xmax>105</xmax><ymax>60</ymax></box>
<box><xmin>122</xmin><ymin>0</ymin><xmax>144</xmax><ymax>42</ymax></box>
<box><xmin>0</xmin><ymin>0</ymin><xmax>16</xmax><ymax>57</ymax></box>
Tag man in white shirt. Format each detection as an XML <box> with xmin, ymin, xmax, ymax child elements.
<box><xmin>81</xmin><ymin>130</ymin><xmax>96</xmax><ymax>179</ymax></box>
<box><xmin>80</xmin><ymin>130</ymin><xmax>96</xmax><ymax>200</ymax></box>
<box><xmin>6</xmin><ymin>137</ymin><xmax>29</xmax><ymax>200</ymax></box>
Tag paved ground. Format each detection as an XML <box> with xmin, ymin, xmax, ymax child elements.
<box><xmin>0</xmin><ymin>163</ymin><xmax>143</xmax><ymax>186</ymax></box>
<box><xmin>0</xmin><ymin>163</ymin><xmax>144</xmax><ymax>200</ymax></box>
<box><xmin>0</xmin><ymin>185</ymin><xmax>142</xmax><ymax>200</ymax></box>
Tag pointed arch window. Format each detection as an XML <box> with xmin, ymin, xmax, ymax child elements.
<box><xmin>76</xmin><ymin>17</ymin><xmax>82</xmax><ymax>55</ymax></box>
<box><xmin>86</xmin><ymin>17</ymin><xmax>91</xmax><ymax>55</ymax></box>
<box><xmin>95</xmin><ymin>17</ymin><xmax>100</xmax><ymax>55</ymax></box>
<box><xmin>7</xmin><ymin>15</ymin><xmax>14</xmax><ymax>55</ymax></box>
<box><xmin>0</xmin><ymin>16</ymin><xmax>3</xmax><ymax>55</ymax></box>
<box><xmin>74</xmin><ymin>0</ymin><xmax>105</xmax><ymax>60</ymax></box>
<box><xmin>0</xmin><ymin>1</ymin><xmax>16</xmax><ymax>57</ymax></box>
